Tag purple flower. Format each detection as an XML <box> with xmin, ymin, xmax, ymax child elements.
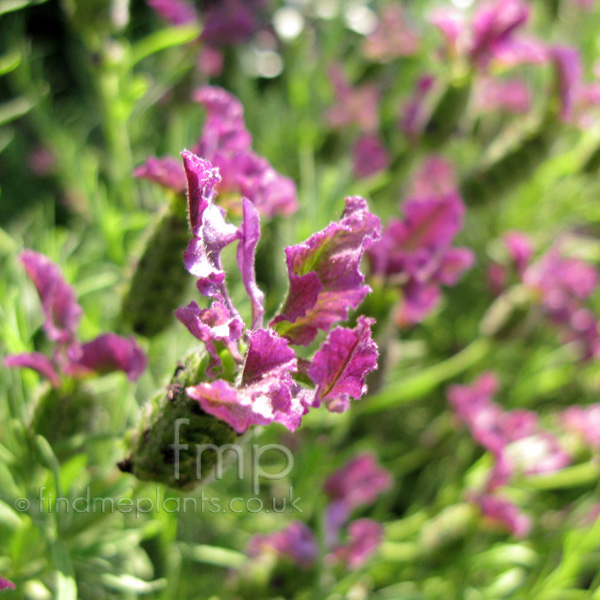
<box><xmin>200</xmin><ymin>0</ymin><xmax>263</xmax><ymax>47</ymax></box>
<box><xmin>136</xmin><ymin>87</ymin><xmax>298</xmax><ymax>218</ymax></box>
<box><xmin>474</xmin><ymin>493</ymin><xmax>532</xmax><ymax>537</ymax></box>
<box><xmin>352</xmin><ymin>134</ymin><xmax>389</xmax><ymax>180</ymax></box>
<box><xmin>324</xmin><ymin>453</ymin><xmax>393</xmax><ymax>514</ymax></box>
<box><xmin>367</xmin><ymin>159</ymin><xmax>474</xmax><ymax>326</ymax></box>
<box><xmin>329</xmin><ymin>519</ymin><xmax>383</xmax><ymax>569</ymax></box>
<box><xmin>561</xmin><ymin>405</ymin><xmax>600</xmax><ymax>448</ymax></box>
<box><xmin>448</xmin><ymin>373</ymin><xmax>570</xmax><ymax>487</ymax></box>
<box><xmin>0</xmin><ymin>577</ymin><xmax>15</xmax><ymax>592</ymax></box>
<box><xmin>470</xmin><ymin>0</ymin><xmax>530</xmax><ymax>69</ymax></box>
<box><xmin>475</xmin><ymin>78</ymin><xmax>531</xmax><ymax>114</ymax></box>
<box><xmin>327</xmin><ymin>65</ymin><xmax>381</xmax><ymax>134</ymax></box>
<box><xmin>503</xmin><ymin>231</ymin><xmax>533</xmax><ymax>274</ymax></box>
<box><xmin>247</xmin><ymin>521</ymin><xmax>318</xmax><ymax>569</ymax></box>
<box><xmin>362</xmin><ymin>6</ymin><xmax>420</xmax><ymax>63</ymax></box>
<box><xmin>146</xmin><ymin>0</ymin><xmax>197</xmax><ymax>25</ymax></box>
<box><xmin>272</xmin><ymin>196</ymin><xmax>381</xmax><ymax>345</ymax></box>
<box><xmin>247</xmin><ymin>454</ymin><xmax>389</xmax><ymax>572</ymax></box>
<box><xmin>431</xmin><ymin>0</ymin><xmax>538</xmax><ymax>71</ymax></box>
<box><xmin>4</xmin><ymin>251</ymin><xmax>147</xmax><ymax>386</ymax></box>
<box><xmin>177</xmin><ymin>154</ymin><xmax>379</xmax><ymax>433</ymax></box>
<box><xmin>187</xmin><ymin>329</ymin><xmax>306</xmax><ymax>433</ymax></box>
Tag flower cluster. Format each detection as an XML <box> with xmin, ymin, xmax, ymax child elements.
<box><xmin>147</xmin><ymin>0</ymin><xmax>265</xmax><ymax>77</ymax></box>
<box><xmin>136</xmin><ymin>86</ymin><xmax>297</xmax><ymax>218</ymax></box>
<box><xmin>247</xmin><ymin>453</ymin><xmax>392</xmax><ymax>570</ymax></box>
<box><xmin>326</xmin><ymin>65</ymin><xmax>389</xmax><ymax>181</ymax></box>
<box><xmin>367</xmin><ymin>157</ymin><xmax>474</xmax><ymax>326</ymax></box>
<box><xmin>4</xmin><ymin>251</ymin><xmax>147</xmax><ymax>387</ymax></box>
<box><xmin>448</xmin><ymin>373</ymin><xmax>570</xmax><ymax>536</ymax></box>
<box><xmin>175</xmin><ymin>151</ymin><xmax>380</xmax><ymax>433</ymax></box>
<box><xmin>491</xmin><ymin>232</ymin><xmax>600</xmax><ymax>361</ymax></box>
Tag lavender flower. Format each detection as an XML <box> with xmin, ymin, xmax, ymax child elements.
<box><xmin>352</xmin><ymin>134</ymin><xmax>389</xmax><ymax>180</ymax></box>
<box><xmin>475</xmin><ymin>78</ymin><xmax>531</xmax><ymax>114</ymax></box>
<box><xmin>0</xmin><ymin>577</ymin><xmax>14</xmax><ymax>592</ymax></box>
<box><xmin>367</xmin><ymin>158</ymin><xmax>474</xmax><ymax>326</ymax></box>
<box><xmin>178</xmin><ymin>153</ymin><xmax>379</xmax><ymax>433</ymax></box>
<box><xmin>4</xmin><ymin>250</ymin><xmax>146</xmax><ymax>386</ymax></box>
<box><xmin>362</xmin><ymin>6</ymin><xmax>420</xmax><ymax>63</ymax></box>
<box><xmin>562</xmin><ymin>405</ymin><xmax>600</xmax><ymax>448</ymax></box>
<box><xmin>146</xmin><ymin>0</ymin><xmax>196</xmax><ymax>25</ymax></box>
<box><xmin>136</xmin><ymin>86</ymin><xmax>297</xmax><ymax>217</ymax></box>
<box><xmin>449</xmin><ymin>373</ymin><xmax>570</xmax><ymax>534</ymax></box>
<box><xmin>247</xmin><ymin>521</ymin><xmax>318</xmax><ymax>569</ymax></box>
<box><xmin>247</xmin><ymin>454</ymin><xmax>391</xmax><ymax>572</ymax></box>
<box><xmin>326</xmin><ymin>65</ymin><xmax>380</xmax><ymax>134</ymax></box>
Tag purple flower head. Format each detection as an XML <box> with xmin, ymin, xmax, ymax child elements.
<box><xmin>4</xmin><ymin>251</ymin><xmax>147</xmax><ymax>386</ymax></box>
<box><xmin>431</xmin><ymin>0</ymin><xmax>536</xmax><ymax>71</ymax></box>
<box><xmin>474</xmin><ymin>493</ymin><xmax>532</xmax><ymax>537</ymax></box>
<box><xmin>352</xmin><ymin>134</ymin><xmax>389</xmax><ymax>180</ymax></box>
<box><xmin>470</xmin><ymin>0</ymin><xmax>530</xmax><ymax>69</ymax></box>
<box><xmin>247</xmin><ymin>521</ymin><xmax>318</xmax><ymax>569</ymax></box>
<box><xmin>20</xmin><ymin>249</ymin><xmax>82</xmax><ymax>345</ymax></box>
<box><xmin>503</xmin><ymin>231</ymin><xmax>533</xmax><ymax>274</ymax></box>
<box><xmin>362</xmin><ymin>6</ymin><xmax>420</xmax><ymax>63</ymax></box>
<box><xmin>136</xmin><ymin>87</ymin><xmax>297</xmax><ymax>218</ymax></box>
<box><xmin>0</xmin><ymin>577</ymin><xmax>15</xmax><ymax>592</ymax></box>
<box><xmin>327</xmin><ymin>65</ymin><xmax>381</xmax><ymax>134</ymax></box>
<box><xmin>272</xmin><ymin>196</ymin><xmax>381</xmax><ymax>345</ymax></box>
<box><xmin>200</xmin><ymin>0</ymin><xmax>263</xmax><ymax>47</ymax></box>
<box><xmin>368</xmin><ymin>161</ymin><xmax>474</xmax><ymax>326</ymax></box>
<box><xmin>562</xmin><ymin>404</ymin><xmax>600</xmax><ymax>448</ymax></box>
<box><xmin>328</xmin><ymin>519</ymin><xmax>383</xmax><ymax>569</ymax></box>
<box><xmin>324</xmin><ymin>453</ymin><xmax>393</xmax><ymax>514</ymax></box>
<box><xmin>475</xmin><ymin>78</ymin><xmax>531</xmax><ymax>114</ymax></box>
<box><xmin>146</xmin><ymin>0</ymin><xmax>197</xmax><ymax>25</ymax></box>
<box><xmin>449</xmin><ymin>373</ymin><xmax>570</xmax><ymax>490</ymax></box>
<box><xmin>177</xmin><ymin>155</ymin><xmax>379</xmax><ymax>433</ymax></box>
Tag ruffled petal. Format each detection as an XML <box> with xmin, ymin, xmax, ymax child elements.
<box><xmin>272</xmin><ymin>197</ymin><xmax>381</xmax><ymax>345</ymax></box>
<box><xmin>309</xmin><ymin>316</ymin><xmax>378</xmax><ymax>413</ymax></box>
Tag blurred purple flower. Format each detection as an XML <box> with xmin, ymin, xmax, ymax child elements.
<box><xmin>448</xmin><ymin>373</ymin><xmax>570</xmax><ymax>486</ymax></box>
<box><xmin>146</xmin><ymin>0</ymin><xmax>196</xmax><ymax>25</ymax></box>
<box><xmin>327</xmin><ymin>65</ymin><xmax>380</xmax><ymax>134</ymax></box>
<box><xmin>247</xmin><ymin>521</ymin><xmax>318</xmax><ymax>569</ymax></box>
<box><xmin>329</xmin><ymin>519</ymin><xmax>384</xmax><ymax>569</ymax></box>
<box><xmin>475</xmin><ymin>78</ymin><xmax>531</xmax><ymax>113</ymax></box>
<box><xmin>136</xmin><ymin>87</ymin><xmax>298</xmax><ymax>218</ymax></box>
<box><xmin>0</xmin><ymin>577</ymin><xmax>15</xmax><ymax>592</ymax></box>
<box><xmin>431</xmin><ymin>0</ymin><xmax>539</xmax><ymax>71</ymax></box>
<box><xmin>562</xmin><ymin>404</ymin><xmax>600</xmax><ymax>448</ymax></box>
<box><xmin>201</xmin><ymin>0</ymin><xmax>263</xmax><ymax>47</ymax></box>
<box><xmin>4</xmin><ymin>251</ymin><xmax>147</xmax><ymax>386</ymax></box>
<box><xmin>474</xmin><ymin>493</ymin><xmax>532</xmax><ymax>537</ymax></box>
<box><xmin>362</xmin><ymin>6</ymin><xmax>420</xmax><ymax>63</ymax></box>
<box><xmin>352</xmin><ymin>134</ymin><xmax>389</xmax><ymax>180</ymax></box>
<box><xmin>368</xmin><ymin>158</ymin><xmax>474</xmax><ymax>326</ymax></box>
<box><xmin>324</xmin><ymin>453</ymin><xmax>393</xmax><ymax>514</ymax></box>
<box><xmin>551</xmin><ymin>46</ymin><xmax>583</xmax><ymax>121</ymax></box>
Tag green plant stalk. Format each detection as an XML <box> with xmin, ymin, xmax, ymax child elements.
<box><xmin>360</xmin><ymin>337</ymin><xmax>492</xmax><ymax>414</ymax></box>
